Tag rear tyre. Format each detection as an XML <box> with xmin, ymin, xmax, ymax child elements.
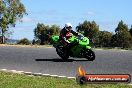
<box><xmin>84</xmin><ymin>49</ymin><xmax>95</xmax><ymax>61</ymax></box>
<box><xmin>56</xmin><ymin>47</ymin><xmax>69</xmax><ymax>60</ymax></box>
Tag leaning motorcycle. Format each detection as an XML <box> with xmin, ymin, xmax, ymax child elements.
<box><xmin>51</xmin><ymin>33</ymin><xmax>95</xmax><ymax>61</ymax></box>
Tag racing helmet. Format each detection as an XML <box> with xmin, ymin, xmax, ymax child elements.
<box><xmin>65</xmin><ymin>23</ymin><xmax>72</xmax><ymax>31</ymax></box>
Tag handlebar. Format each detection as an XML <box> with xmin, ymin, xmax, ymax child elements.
<box><xmin>77</xmin><ymin>34</ymin><xmax>84</xmax><ymax>40</ymax></box>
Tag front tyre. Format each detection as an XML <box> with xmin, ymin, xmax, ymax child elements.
<box><xmin>56</xmin><ymin>47</ymin><xmax>69</xmax><ymax>60</ymax></box>
<box><xmin>84</xmin><ymin>49</ymin><xmax>95</xmax><ymax>61</ymax></box>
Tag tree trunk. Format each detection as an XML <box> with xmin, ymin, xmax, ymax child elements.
<box><xmin>1</xmin><ymin>29</ymin><xmax>5</xmax><ymax>44</ymax></box>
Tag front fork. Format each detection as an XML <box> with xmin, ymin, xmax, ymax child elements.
<box><xmin>80</xmin><ymin>46</ymin><xmax>91</xmax><ymax>57</ymax></box>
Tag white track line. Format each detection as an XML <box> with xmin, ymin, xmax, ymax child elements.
<box><xmin>67</xmin><ymin>77</ymin><xmax>76</xmax><ymax>79</ymax></box>
<box><xmin>24</xmin><ymin>72</ymin><xmax>33</xmax><ymax>75</ymax></box>
<box><xmin>10</xmin><ymin>70</ymin><xmax>16</xmax><ymax>72</ymax></box>
<box><xmin>1</xmin><ymin>69</ymin><xmax>7</xmax><ymax>71</ymax></box>
<box><xmin>42</xmin><ymin>74</ymin><xmax>50</xmax><ymax>76</ymax></box>
<box><xmin>17</xmin><ymin>71</ymin><xmax>24</xmax><ymax>73</ymax></box>
<box><xmin>58</xmin><ymin>76</ymin><xmax>67</xmax><ymax>78</ymax></box>
<box><xmin>33</xmin><ymin>73</ymin><xmax>43</xmax><ymax>76</ymax></box>
<box><xmin>50</xmin><ymin>75</ymin><xmax>58</xmax><ymax>77</ymax></box>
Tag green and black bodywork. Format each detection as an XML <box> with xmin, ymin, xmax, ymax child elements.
<box><xmin>51</xmin><ymin>33</ymin><xmax>95</xmax><ymax>61</ymax></box>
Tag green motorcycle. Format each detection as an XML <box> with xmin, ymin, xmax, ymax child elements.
<box><xmin>51</xmin><ymin>33</ymin><xmax>95</xmax><ymax>61</ymax></box>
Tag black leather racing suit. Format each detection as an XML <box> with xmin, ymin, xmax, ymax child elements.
<box><xmin>60</xmin><ymin>27</ymin><xmax>78</xmax><ymax>45</ymax></box>
<box><xmin>59</xmin><ymin>27</ymin><xmax>79</xmax><ymax>55</ymax></box>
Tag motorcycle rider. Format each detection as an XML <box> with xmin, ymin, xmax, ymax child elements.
<box><xmin>59</xmin><ymin>23</ymin><xmax>79</xmax><ymax>55</ymax></box>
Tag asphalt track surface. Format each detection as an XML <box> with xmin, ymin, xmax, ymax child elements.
<box><xmin>0</xmin><ymin>46</ymin><xmax>132</xmax><ymax>79</ymax></box>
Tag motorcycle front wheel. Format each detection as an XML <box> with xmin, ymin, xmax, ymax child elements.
<box><xmin>84</xmin><ymin>49</ymin><xmax>95</xmax><ymax>61</ymax></box>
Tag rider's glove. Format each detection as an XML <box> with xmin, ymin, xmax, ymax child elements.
<box><xmin>64</xmin><ymin>37</ymin><xmax>70</xmax><ymax>43</ymax></box>
<box><xmin>66</xmin><ymin>40</ymin><xmax>70</xmax><ymax>43</ymax></box>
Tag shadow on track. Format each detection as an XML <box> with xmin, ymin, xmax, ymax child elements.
<box><xmin>35</xmin><ymin>58</ymin><xmax>90</xmax><ymax>62</ymax></box>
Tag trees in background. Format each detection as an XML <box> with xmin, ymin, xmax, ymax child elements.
<box><xmin>34</xmin><ymin>23</ymin><xmax>60</xmax><ymax>45</ymax></box>
<box><xmin>95</xmin><ymin>31</ymin><xmax>112</xmax><ymax>47</ymax></box>
<box><xmin>111</xmin><ymin>20</ymin><xmax>132</xmax><ymax>48</ymax></box>
<box><xmin>17</xmin><ymin>38</ymin><xmax>30</xmax><ymax>45</ymax></box>
<box><xmin>0</xmin><ymin>0</ymin><xmax>26</xmax><ymax>44</ymax></box>
<box><xmin>33</xmin><ymin>20</ymin><xmax>132</xmax><ymax>48</ymax></box>
<box><xmin>76</xmin><ymin>20</ymin><xmax>99</xmax><ymax>39</ymax></box>
<box><xmin>76</xmin><ymin>20</ymin><xmax>99</xmax><ymax>46</ymax></box>
<box><xmin>34</xmin><ymin>23</ymin><xmax>49</xmax><ymax>45</ymax></box>
<box><xmin>0</xmin><ymin>1</ymin><xmax>131</xmax><ymax>48</ymax></box>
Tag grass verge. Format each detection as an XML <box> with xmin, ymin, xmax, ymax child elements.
<box><xmin>0</xmin><ymin>71</ymin><xmax>131</xmax><ymax>88</ymax></box>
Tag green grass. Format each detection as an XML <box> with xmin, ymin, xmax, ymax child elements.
<box><xmin>0</xmin><ymin>71</ymin><xmax>131</xmax><ymax>88</ymax></box>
